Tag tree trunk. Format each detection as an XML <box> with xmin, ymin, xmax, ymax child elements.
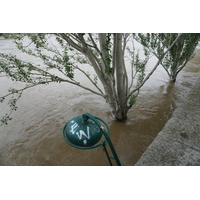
<box><xmin>115</xmin><ymin>34</ymin><xmax>127</xmax><ymax>109</ymax></box>
<box><xmin>170</xmin><ymin>74</ymin><xmax>177</xmax><ymax>82</ymax></box>
<box><xmin>169</xmin><ymin>34</ymin><xmax>185</xmax><ymax>82</ymax></box>
<box><xmin>102</xmin><ymin>78</ymin><xmax>129</xmax><ymax>121</ymax></box>
<box><xmin>104</xmin><ymin>34</ymin><xmax>129</xmax><ymax>121</ymax></box>
<box><xmin>96</xmin><ymin>33</ymin><xmax>128</xmax><ymax>121</ymax></box>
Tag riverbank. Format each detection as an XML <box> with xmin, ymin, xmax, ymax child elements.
<box><xmin>135</xmin><ymin>77</ymin><xmax>200</xmax><ymax>166</ymax></box>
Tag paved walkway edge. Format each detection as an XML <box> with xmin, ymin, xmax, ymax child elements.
<box><xmin>135</xmin><ymin>78</ymin><xmax>200</xmax><ymax>166</ymax></box>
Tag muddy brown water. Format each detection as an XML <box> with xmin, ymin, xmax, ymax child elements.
<box><xmin>0</xmin><ymin>37</ymin><xmax>200</xmax><ymax>166</ymax></box>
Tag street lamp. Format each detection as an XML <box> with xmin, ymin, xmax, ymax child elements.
<box><xmin>62</xmin><ymin>113</ymin><xmax>121</xmax><ymax>166</ymax></box>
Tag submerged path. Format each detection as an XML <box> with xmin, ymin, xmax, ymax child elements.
<box><xmin>135</xmin><ymin>77</ymin><xmax>200</xmax><ymax>166</ymax></box>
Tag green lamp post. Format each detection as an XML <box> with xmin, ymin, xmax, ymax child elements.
<box><xmin>62</xmin><ymin>113</ymin><xmax>121</xmax><ymax>166</ymax></box>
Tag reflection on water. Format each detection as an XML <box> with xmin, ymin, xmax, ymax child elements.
<box><xmin>0</xmin><ymin>38</ymin><xmax>200</xmax><ymax>166</ymax></box>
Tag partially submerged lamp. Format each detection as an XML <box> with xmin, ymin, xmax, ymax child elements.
<box><xmin>62</xmin><ymin>113</ymin><xmax>121</xmax><ymax>166</ymax></box>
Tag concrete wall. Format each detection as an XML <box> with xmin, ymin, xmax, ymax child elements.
<box><xmin>135</xmin><ymin>78</ymin><xmax>200</xmax><ymax>166</ymax></box>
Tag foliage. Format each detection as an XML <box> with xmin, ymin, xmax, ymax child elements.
<box><xmin>0</xmin><ymin>33</ymin><xmax>187</xmax><ymax>124</ymax></box>
<box><xmin>133</xmin><ymin>33</ymin><xmax>200</xmax><ymax>82</ymax></box>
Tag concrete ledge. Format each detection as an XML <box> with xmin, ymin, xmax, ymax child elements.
<box><xmin>135</xmin><ymin>78</ymin><xmax>200</xmax><ymax>166</ymax></box>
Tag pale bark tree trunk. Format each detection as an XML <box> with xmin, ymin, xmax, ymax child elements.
<box><xmin>98</xmin><ymin>34</ymin><xmax>129</xmax><ymax>120</ymax></box>
<box><xmin>113</xmin><ymin>33</ymin><xmax>128</xmax><ymax>121</ymax></box>
<box><xmin>169</xmin><ymin>34</ymin><xmax>185</xmax><ymax>82</ymax></box>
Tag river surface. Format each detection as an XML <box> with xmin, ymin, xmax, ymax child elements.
<box><xmin>0</xmin><ymin>37</ymin><xmax>200</xmax><ymax>166</ymax></box>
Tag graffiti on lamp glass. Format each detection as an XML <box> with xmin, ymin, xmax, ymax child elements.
<box><xmin>70</xmin><ymin>121</ymin><xmax>90</xmax><ymax>145</ymax></box>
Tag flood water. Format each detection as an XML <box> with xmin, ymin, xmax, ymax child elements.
<box><xmin>0</xmin><ymin>37</ymin><xmax>200</xmax><ymax>166</ymax></box>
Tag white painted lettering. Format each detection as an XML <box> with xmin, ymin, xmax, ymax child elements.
<box><xmin>76</xmin><ymin>126</ymin><xmax>90</xmax><ymax>140</ymax></box>
<box><xmin>70</xmin><ymin>122</ymin><xmax>79</xmax><ymax>134</ymax></box>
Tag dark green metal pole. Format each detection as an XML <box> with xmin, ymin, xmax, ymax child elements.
<box><xmin>101</xmin><ymin>130</ymin><xmax>121</xmax><ymax>166</ymax></box>
<box><xmin>83</xmin><ymin>113</ymin><xmax>121</xmax><ymax>166</ymax></box>
<box><xmin>101</xmin><ymin>140</ymin><xmax>113</xmax><ymax>166</ymax></box>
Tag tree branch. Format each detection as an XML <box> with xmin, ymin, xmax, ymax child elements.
<box><xmin>88</xmin><ymin>34</ymin><xmax>101</xmax><ymax>54</ymax></box>
<box><xmin>61</xmin><ymin>79</ymin><xmax>104</xmax><ymax>97</ymax></box>
<box><xmin>128</xmin><ymin>33</ymin><xmax>183</xmax><ymax>99</ymax></box>
<box><xmin>72</xmin><ymin>64</ymin><xmax>104</xmax><ymax>95</ymax></box>
<box><xmin>57</xmin><ymin>33</ymin><xmax>86</xmax><ymax>54</ymax></box>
